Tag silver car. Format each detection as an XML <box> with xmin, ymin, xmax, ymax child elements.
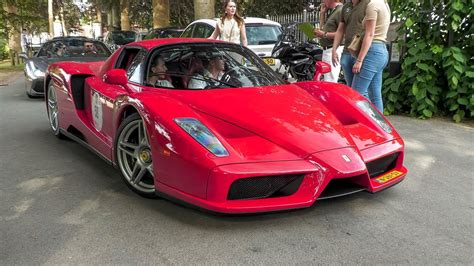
<box><xmin>20</xmin><ymin>37</ymin><xmax>111</xmax><ymax>98</ymax></box>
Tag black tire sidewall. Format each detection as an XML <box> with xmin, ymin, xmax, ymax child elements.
<box><xmin>114</xmin><ymin>113</ymin><xmax>158</xmax><ymax>198</ymax></box>
<box><xmin>47</xmin><ymin>81</ymin><xmax>64</xmax><ymax>139</ymax></box>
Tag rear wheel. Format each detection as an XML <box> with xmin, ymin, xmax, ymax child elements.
<box><xmin>46</xmin><ymin>81</ymin><xmax>65</xmax><ymax>138</ymax></box>
<box><xmin>115</xmin><ymin>113</ymin><xmax>157</xmax><ymax>198</ymax></box>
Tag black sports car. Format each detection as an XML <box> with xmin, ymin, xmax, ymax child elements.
<box><xmin>21</xmin><ymin>37</ymin><xmax>111</xmax><ymax>98</ymax></box>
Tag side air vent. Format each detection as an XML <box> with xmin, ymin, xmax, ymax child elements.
<box><xmin>71</xmin><ymin>75</ymin><xmax>91</xmax><ymax>110</ymax></box>
<box><xmin>228</xmin><ymin>174</ymin><xmax>304</xmax><ymax>200</ymax></box>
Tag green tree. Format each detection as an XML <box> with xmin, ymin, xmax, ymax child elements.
<box><xmin>152</xmin><ymin>0</ymin><xmax>169</xmax><ymax>29</ymax></box>
<box><xmin>1</xmin><ymin>0</ymin><xmax>49</xmax><ymax>61</ymax></box>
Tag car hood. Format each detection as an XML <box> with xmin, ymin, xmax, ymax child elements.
<box><xmin>171</xmin><ymin>84</ymin><xmax>354</xmax><ymax>158</ymax></box>
<box><xmin>30</xmin><ymin>57</ymin><xmax>108</xmax><ymax>71</ymax></box>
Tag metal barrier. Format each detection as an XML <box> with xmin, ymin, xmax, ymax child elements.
<box><xmin>267</xmin><ymin>10</ymin><xmax>321</xmax><ymax>43</ymax></box>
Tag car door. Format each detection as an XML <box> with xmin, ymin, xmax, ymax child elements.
<box><xmin>84</xmin><ymin>47</ymin><xmax>147</xmax><ymax>158</ymax></box>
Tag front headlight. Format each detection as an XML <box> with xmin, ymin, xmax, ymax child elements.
<box><xmin>34</xmin><ymin>69</ymin><xmax>44</xmax><ymax>77</ymax></box>
<box><xmin>174</xmin><ymin>118</ymin><xmax>229</xmax><ymax>157</ymax></box>
<box><xmin>356</xmin><ymin>101</ymin><xmax>392</xmax><ymax>133</ymax></box>
<box><xmin>27</xmin><ymin>61</ymin><xmax>44</xmax><ymax>78</ymax></box>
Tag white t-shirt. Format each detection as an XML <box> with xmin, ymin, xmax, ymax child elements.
<box><xmin>188</xmin><ymin>69</ymin><xmax>224</xmax><ymax>89</ymax></box>
<box><xmin>217</xmin><ymin>18</ymin><xmax>241</xmax><ymax>44</ymax></box>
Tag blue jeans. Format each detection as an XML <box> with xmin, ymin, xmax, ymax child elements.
<box><xmin>341</xmin><ymin>52</ymin><xmax>356</xmax><ymax>87</ymax></box>
<box><xmin>351</xmin><ymin>42</ymin><xmax>389</xmax><ymax>112</ymax></box>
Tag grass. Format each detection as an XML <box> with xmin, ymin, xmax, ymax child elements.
<box><xmin>0</xmin><ymin>59</ymin><xmax>24</xmax><ymax>72</ymax></box>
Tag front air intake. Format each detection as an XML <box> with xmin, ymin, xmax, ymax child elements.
<box><xmin>227</xmin><ymin>174</ymin><xmax>304</xmax><ymax>200</ymax></box>
<box><xmin>366</xmin><ymin>152</ymin><xmax>399</xmax><ymax>178</ymax></box>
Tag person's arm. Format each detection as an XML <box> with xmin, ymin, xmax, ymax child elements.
<box><xmin>331</xmin><ymin>22</ymin><xmax>345</xmax><ymax>66</ymax></box>
<box><xmin>352</xmin><ymin>19</ymin><xmax>375</xmax><ymax>74</ymax></box>
<box><xmin>314</xmin><ymin>29</ymin><xmax>337</xmax><ymax>40</ymax></box>
<box><xmin>240</xmin><ymin>23</ymin><xmax>247</xmax><ymax>47</ymax></box>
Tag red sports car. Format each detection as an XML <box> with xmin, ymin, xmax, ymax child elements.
<box><xmin>45</xmin><ymin>38</ymin><xmax>407</xmax><ymax>214</ymax></box>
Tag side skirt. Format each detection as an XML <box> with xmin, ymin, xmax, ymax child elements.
<box><xmin>60</xmin><ymin>128</ymin><xmax>113</xmax><ymax>166</ymax></box>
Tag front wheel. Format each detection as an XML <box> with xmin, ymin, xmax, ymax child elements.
<box><xmin>115</xmin><ymin>113</ymin><xmax>158</xmax><ymax>198</ymax></box>
<box><xmin>46</xmin><ymin>81</ymin><xmax>65</xmax><ymax>138</ymax></box>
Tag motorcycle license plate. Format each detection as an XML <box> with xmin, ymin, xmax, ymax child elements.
<box><xmin>263</xmin><ymin>57</ymin><xmax>275</xmax><ymax>65</ymax></box>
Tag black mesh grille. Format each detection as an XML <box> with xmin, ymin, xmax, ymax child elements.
<box><xmin>71</xmin><ymin>75</ymin><xmax>90</xmax><ymax>110</ymax></box>
<box><xmin>228</xmin><ymin>174</ymin><xmax>304</xmax><ymax>200</ymax></box>
<box><xmin>33</xmin><ymin>81</ymin><xmax>44</xmax><ymax>92</ymax></box>
<box><xmin>366</xmin><ymin>152</ymin><xmax>399</xmax><ymax>178</ymax></box>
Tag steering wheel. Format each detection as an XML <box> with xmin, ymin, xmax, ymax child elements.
<box><xmin>221</xmin><ymin>65</ymin><xmax>241</xmax><ymax>83</ymax></box>
<box><xmin>82</xmin><ymin>50</ymin><xmax>98</xmax><ymax>56</ymax></box>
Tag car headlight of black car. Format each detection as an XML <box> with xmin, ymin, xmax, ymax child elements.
<box><xmin>26</xmin><ymin>61</ymin><xmax>45</xmax><ymax>78</ymax></box>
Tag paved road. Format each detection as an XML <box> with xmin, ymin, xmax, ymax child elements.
<box><xmin>1</xmin><ymin>74</ymin><xmax>473</xmax><ymax>264</ymax></box>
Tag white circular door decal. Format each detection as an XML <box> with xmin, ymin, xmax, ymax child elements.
<box><xmin>92</xmin><ymin>91</ymin><xmax>103</xmax><ymax>131</ymax></box>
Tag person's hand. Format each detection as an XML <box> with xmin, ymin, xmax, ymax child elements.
<box><xmin>319</xmin><ymin>3</ymin><xmax>327</xmax><ymax>14</ymax></box>
<box><xmin>332</xmin><ymin>49</ymin><xmax>339</xmax><ymax>66</ymax></box>
<box><xmin>314</xmin><ymin>29</ymin><xmax>325</xmax><ymax>38</ymax></box>
<box><xmin>352</xmin><ymin>60</ymin><xmax>362</xmax><ymax>74</ymax></box>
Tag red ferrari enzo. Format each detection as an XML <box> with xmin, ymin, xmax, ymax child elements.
<box><xmin>45</xmin><ymin>38</ymin><xmax>407</xmax><ymax>214</ymax></box>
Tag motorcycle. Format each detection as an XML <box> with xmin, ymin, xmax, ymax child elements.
<box><xmin>272</xmin><ymin>22</ymin><xmax>325</xmax><ymax>82</ymax></box>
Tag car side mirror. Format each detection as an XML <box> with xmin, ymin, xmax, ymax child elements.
<box><xmin>313</xmin><ymin>61</ymin><xmax>332</xmax><ymax>81</ymax></box>
<box><xmin>104</xmin><ymin>69</ymin><xmax>128</xmax><ymax>86</ymax></box>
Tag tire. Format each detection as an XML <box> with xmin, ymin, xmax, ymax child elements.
<box><xmin>46</xmin><ymin>81</ymin><xmax>65</xmax><ymax>139</ymax></box>
<box><xmin>115</xmin><ymin>113</ymin><xmax>158</xmax><ymax>198</ymax></box>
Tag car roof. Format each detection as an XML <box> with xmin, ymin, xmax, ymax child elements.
<box><xmin>126</xmin><ymin>38</ymin><xmax>232</xmax><ymax>50</ymax></box>
<box><xmin>48</xmin><ymin>36</ymin><xmax>99</xmax><ymax>43</ymax></box>
<box><xmin>151</xmin><ymin>26</ymin><xmax>182</xmax><ymax>31</ymax></box>
<box><xmin>189</xmin><ymin>17</ymin><xmax>281</xmax><ymax>27</ymax></box>
<box><xmin>52</xmin><ymin>36</ymin><xmax>88</xmax><ymax>40</ymax></box>
<box><xmin>111</xmin><ymin>30</ymin><xmax>136</xmax><ymax>34</ymax></box>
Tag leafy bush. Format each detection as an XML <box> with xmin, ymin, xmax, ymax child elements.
<box><xmin>383</xmin><ymin>0</ymin><xmax>473</xmax><ymax>122</ymax></box>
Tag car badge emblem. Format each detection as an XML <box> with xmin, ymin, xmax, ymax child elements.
<box><xmin>342</xmin><ymin>155</ymin><xmax>351</xmax><ymax>162</ymax></box>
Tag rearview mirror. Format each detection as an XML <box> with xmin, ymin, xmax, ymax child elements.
<box><xmin>313</xmin><ymin>61</ymin><xmax>332</xmax><ymax>81</ymax></box>
<box><xmin>104</xmin><ymin>69</ymin><xmax>128</xmax><ymax>86</ymax></box>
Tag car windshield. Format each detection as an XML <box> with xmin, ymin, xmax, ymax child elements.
<box><xmin>37</xmin><ymin>39</ymin><xmax>111</xmax><ymax>58</ymax></box>
<box><xmin>111</xmin><ymin>31</ymin><xmax>137</xmax><ymax>45</ymax></box>
<box><xmin>246</xmin><ymin>25</ymin><xmax>282</xmax><ymax>45</ymax></box>
<box><xmin>146</xmin><ymin>43</ymin><xmax>285</xmax><ymax>89</ymax></box>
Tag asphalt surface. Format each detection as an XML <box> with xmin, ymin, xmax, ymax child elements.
<box><xmin>1</xmin><ymin>73</ymin><xmax>473</xmax><ymax>264</ymax></box>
